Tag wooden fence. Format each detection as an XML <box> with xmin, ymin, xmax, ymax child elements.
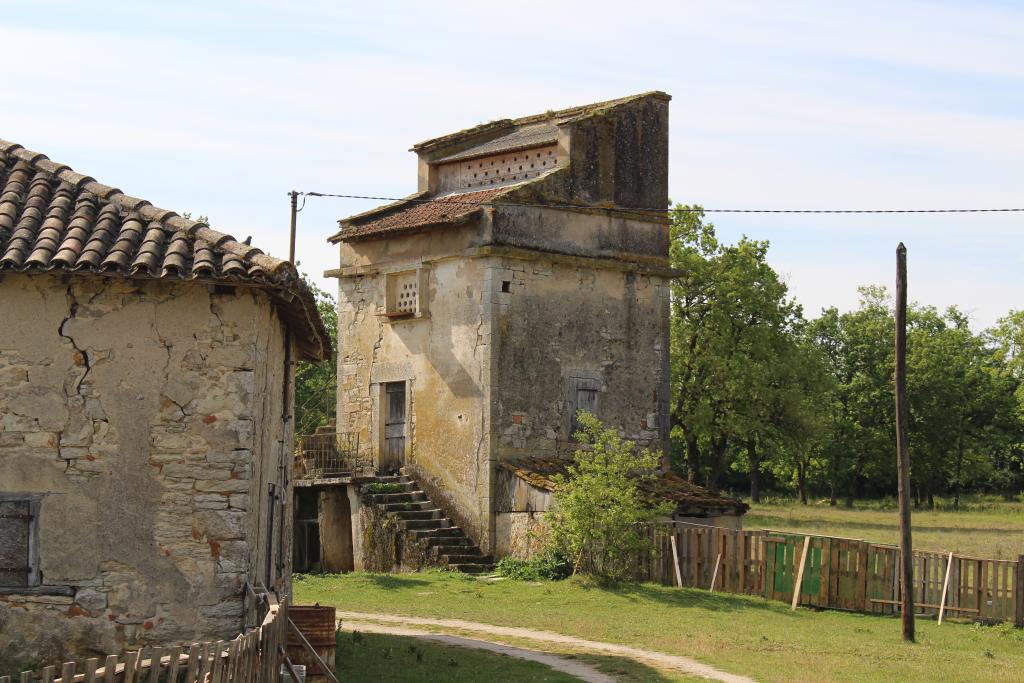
<box><xmin>2</xmin><ymin>589</ymin><xmax>299</xmax><ymax>683</ymax></box>
<box><xmin>643</xmin><ymin>522</ymin><xmax>1024</xmax><ymax>626</ymax></box>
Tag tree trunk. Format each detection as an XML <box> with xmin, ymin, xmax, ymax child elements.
<box><xmin>707</xmin><ymin>434</ymin><xmax>728</xmax><ymax>493</ymax></box>
<box><xmin>829</xmin><ymin>451</ymin><xmax>838</xmax><ymax>506</ymax></box>
<box><xmin>685</xmin><ymin>431</ymin><xmax>700</xmax><ymax>484</ymax></box>
<box><xmin>748</xmin><ymin>438</ymin><xmax>762</xmax><ymax>503</ymax></box>
<box><xmin>953</xmin><ymin>415</ymin><xmax>965</xmax><ymax>511</ymax></box>
<box><xmin>798</xmin><ymin>459</ymin><xmax>808</xmax><ymax>504</ymax></box>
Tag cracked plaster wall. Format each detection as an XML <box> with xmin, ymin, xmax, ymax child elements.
<box><xmin>0</xmin><ymin>273</ymin><xmax>291</xmax><ymax>671</ymax></box>
<box><xmin>336</xmin><ymin>226</ymin><xmax>494</xmax><ymax>550</ymax></box>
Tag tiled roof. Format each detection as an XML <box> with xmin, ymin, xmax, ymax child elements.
<box><xmin>434</xmin><ymin>123</ymin><xmax>558</xmax><ymax>164</ymax></box>
<box><xmin>498</xmin><ymin>458</ymin><xmax>749</xmax><ymax>515</ymax></box>
<box><xmin>334</xmin><ymin>187</ymin><xmax>506</xmax><ymax>241</ymax></box>
<box><xmin>0</xmin><ymin>139</ymin><xmax>329</xmax><ymax>361</ymax></box>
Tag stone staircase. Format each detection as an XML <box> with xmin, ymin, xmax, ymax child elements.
<box><xmin>365</xmin><ymin>474</ymin><xmax>495</xmax><ymax>574</ymax></box>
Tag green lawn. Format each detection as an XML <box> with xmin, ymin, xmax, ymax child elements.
<box><xmin>296</xmin><ymin>571</ymin><xmax>1024</xmax><ymax>683</ymax></box>
<box><xmin>335</xmin><ymin>631</ymin><xmax>583</xmax><ymax>682</ymax></box>
<box><xmin>745</xmin><ymin>496</ymin><xmax>1024</xmax><ymax>559</ymax></box>
<box><xmin>336</xmin><ymin>631</ymin><xmax>698</xmax><ymax>683</ymax></box>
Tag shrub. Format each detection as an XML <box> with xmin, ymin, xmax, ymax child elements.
<box><xmin>545</xmin><ymin>412</ymin><xmax>672</xmax><ymax>582</ymax></box>
<box><xmin>365</xmin><ymin>482</ymin><xmax>405</xmax><ymax>495</ymax></box>
<box><xmin>494</xmin><ymin>552</ymin><xmax>571</xmax><ymax>581</ymax></box>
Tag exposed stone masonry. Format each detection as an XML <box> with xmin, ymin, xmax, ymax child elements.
<box><xmin>0</xmin><ymin>274</ymin><xmax>287</xmax><ymax>670</ymax></box>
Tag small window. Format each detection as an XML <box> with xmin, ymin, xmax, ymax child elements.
<box><xmin>0</xmin><ymin>496</ymin><xmax>41</xmax><ymax>588</ymax></box>
<box><xmin>568</xmin><ymin>378</ymin><xmax>599</xmax><ymax>438</ymax></box>
<box><xmin>501</xmin><ymin>280</ymin><xmax>511</xmax><ymax>293</ymax></box>
<box><xmin>385</xmin><ymin>269</ymin><xmax>425</xmax><ymax>318</ymax></box>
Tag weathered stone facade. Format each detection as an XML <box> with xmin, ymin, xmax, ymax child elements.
<box><xmin>329</xmin><ymin>93</ymin><xmax>674</xmax><ymax>556</ymax></box>
<box><xmin>0</xmin><ymin>138</ymin><xmax>328</xmax><ymax>674</ymax></box>
<box><xmin>0</xmin><ymin>275</ymin><xmax>298</xmax><ymax>670</ymax></box>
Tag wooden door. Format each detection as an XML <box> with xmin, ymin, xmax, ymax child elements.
<box><xmin>383</xmin><ymin>381</ymin><xmax>407</xmax><ymax>471</ymax></box>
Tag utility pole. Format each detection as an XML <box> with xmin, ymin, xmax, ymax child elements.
<box><xmin>288</xmin><ymin>190</ymin><xmax>299</xmax><ymax>264</ymax></box>
<box><xmin>894</xmin><ymin>242</ymin><xmax>915</xmax><ymax>642</ymax></box>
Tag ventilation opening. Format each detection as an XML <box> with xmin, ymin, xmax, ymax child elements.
<box><xmin>501</xmin><ymin>280</ymin><xmax>511</xmax><ymax>293</ymax></box>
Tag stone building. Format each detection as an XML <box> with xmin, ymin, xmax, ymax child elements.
<box><xmin>0</xmin><ymin>139</ymin><xmax>329</xmax><ymax>670</ymax></box>
<box><xmin>320</xmin><ymin>92</ymin><xmax>743</xmax><ymax>564</ymax></box>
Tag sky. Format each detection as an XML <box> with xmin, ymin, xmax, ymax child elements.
<box><xmin>2</xmin><ymin>1</ymin><xmax>1021</xmax><ymax>329</ymax></box>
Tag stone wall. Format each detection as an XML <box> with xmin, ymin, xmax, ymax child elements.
<box><xmin>491</xmin><ymin>247</ymin><xmax>670</xmax><ymax>461</ymax></box>
<box><xmin>336</xmin><ymin>227</ymin><xmax>494</xmax><ymax>550</ymax></box>
<box><xmin>0</xmin><ymin>274</ymin><xmax>292</xmax><ymax>672</ymax></box>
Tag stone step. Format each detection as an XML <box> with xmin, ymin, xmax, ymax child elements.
<box><xmin>431</xmin><ymin>542</ymin><xmax>480</xmax><ymax>555</ymax></box>
<box><xmin>368</xmin><ymin>474</ymin><xmax>491</xmax><ymax>575</ymax></box>
<box><xmin>369</xmin><ymin>491</ymin><xmax>424</xmax><ymax>504</ymax></box>
<box><xmin>410</xmin><ymin>527</ymin><xmax>465</xmax><ymax>540</ymax></box>
<box><xmin>441</xmin><ymin>553</ymin><xmax>493</xmax><ymax>565</ymax></box>
<box><xmin>402</xmin><ymin>518</ymin><xmax>449</xmax><ymax>531</ymax></box>
<box><xmin>394</xmin><ymin>509</ymin><xmax>443</xmax><ymax>521</ymax></box>
<box><xmin>447</xmin><ymin>563</ymin><xmax>493</xmax><ymax>574</ymax></box>
<box><xmin>422</xmin><ymin>535</ymin><xmax>472</xmax><ymax>548</ymax></box>
<box><xmin>382</xmin><ymin>501</ymin><xmax>433</xmax><ymax>513</ymax></box>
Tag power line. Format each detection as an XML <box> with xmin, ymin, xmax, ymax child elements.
<box><xmin>299</xmin><ymin>191</ymin><xmax>1024</xmax><ymax>216</ymax></box>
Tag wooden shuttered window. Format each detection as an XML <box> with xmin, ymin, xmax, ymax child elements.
<box><xmin>568</xmin><ymin>377</ymin><xmax>599</xmax><ymax>439</ymax></box>
<box><xmin>0</xmin><ymin>497</ymin><xmax>40</xmax><ymax>588</ymax></box>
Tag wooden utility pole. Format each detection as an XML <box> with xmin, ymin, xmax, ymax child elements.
<box><xmin>894</xmin><ymin>242</ymin><xmax>915</xmax><ymax>642</ymax></box>
<box><xmin>288</xmin><ymin>190</ymin><xmax>299</xmax><ymax>264</ymax></box>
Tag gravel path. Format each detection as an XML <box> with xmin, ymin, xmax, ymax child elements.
<box><xmin>337</xmin><ymin>611</ymin><xmax>756</xmax><ymax>683</ymax></box>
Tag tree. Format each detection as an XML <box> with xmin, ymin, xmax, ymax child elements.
<box><xmin>294</xmin><ymin>276</ymin><xmax>338</xmax><ymax>436</ymax></box>
<box><xmin>668</xmin><ymin>204</ymin><xmax>807</xmax><ymax>493</ymax></box>
<box><xmin>546</xmin><ymin>413</ymin><xmax>671</xmax><ymax>581</ymax></box>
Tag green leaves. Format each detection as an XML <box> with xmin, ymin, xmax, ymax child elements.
<box><xmin>545</xmin><ymin>413</ymin><xmax>671</xmax><ymax>581</ymax></box>
<box><xmin>294</xmin><ymin>276</ymin><xmax>339</xmax><ymax>436</ymax></box>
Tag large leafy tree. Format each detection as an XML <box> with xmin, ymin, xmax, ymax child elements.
<box><xmin>668</xmin><ymin>205</ymin><xmax>808</xmax><ymax>493</ymax></box>
<box><xmin>294</xmin><ymin>277</ymin><xmax>338</xmax><ymax>436</ymax></box>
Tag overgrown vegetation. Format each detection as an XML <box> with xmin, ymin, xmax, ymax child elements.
<box><xmin>364</xmin><ymin>482</ymin><xmax>405</xmax><ymax>495</ymax></box>
<box><xmin>669</xmin><ymin>204</ymin><xmax>1024</xmax><ymax>506</ymax></box>
<box><xmin>545</xmin><ymin>413</ymin><xmax>672</xmax><ymax>581</ymax></box>
<box><xmin>494</xmin><ymin>551</ymin><xmax>571</xmax><ymax>581</ymax></box>
<box><xmin>294</xmin><ymin>276</ymin><xmax>338</xmax><ymax>436</ymax></box>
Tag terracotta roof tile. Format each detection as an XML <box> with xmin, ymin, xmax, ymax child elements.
<box><xmin>335</xmin><ymin>187</ymin><xmax>506</xmax><ymax>241</ymax></box>
<box><xmin>0</xmin><ymin>138</ymin><xmax>330</xmax><ymax>361</ymax></box>
<box><xmin>498</xmin><ymin>457</ymin><xmax>749</xmax><ymax>515</ymax></box>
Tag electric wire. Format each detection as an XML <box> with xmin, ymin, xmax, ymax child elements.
<box><xmin>295</xmin><ymin>192</ymin><xmax>1024</xmax><ymax>217</ymax></box>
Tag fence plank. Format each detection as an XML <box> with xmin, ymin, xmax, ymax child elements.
<box><xmin>165</xmin><ymin>647</ymin><xmax>182</xmax><ymax>683</ymax></box>
<box><xmin>792</xmin><ymin>536</ymin><xmax>811</xmax><ymax>610</ymax></box>
<box><xmin>102</xmin><ymin>655</ymin><xmax>118</xmax><ymax>683</ymax></box>
<box><xmin>61</xmin><ymin>662</ymin><xmax>76</xmax><ymax>683</ymax></box>
<box><xmin>669</xmin><ymin>534</ymin><xmax>682</xmax><ymax>588</ymax></box>
<box><xmin>938</xmin><ymin>552</ymin><xmax>954</xmax><ymax>625</ymax></box>
<box><xmin>147</xmin><ymin>647</ymin><xmax>163</xmax><ymax>683</ymax></box>
<box><xmin>42</xmin><ymin>666</ymin><xmax>55</xmax><ymax>683</ymax></box>
<box><xmin>83</xmin><ymin>658</ymin><xmax>98</xmax><ymax>683</ymax></box>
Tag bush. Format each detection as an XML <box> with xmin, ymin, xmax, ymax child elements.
<box><xmin>495</xmin><ymin>552</ymin><xmax>571</xmax><ymax>581</ymax></box>
<box><xmin>545</xmin><ymin>412</ymin><xmax>672</xmax><ymax>582</ymax></box>
<box><xmin>365</xmin><ymin>482</ymin><xmax>404</xmax><ymax>494</ymax></box>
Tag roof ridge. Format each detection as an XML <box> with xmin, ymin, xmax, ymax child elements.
<box><xmin>0</xmin><ymin>138</ymin><xmax>294</xmax><ymax>278</ymax></box>
<box><xmin>410</xmin><ymin>91</ymin><xmax>670</xmax><ymax>154</ymax></box>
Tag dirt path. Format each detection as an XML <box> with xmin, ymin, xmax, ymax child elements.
<box><xmin>337</xmin><ymin>611</ymin><xmax>756</xmax><ymax>683</ymax></box>
<box><xmin>340</xmin><ymin>621</ymin><xmax>616</xmax><ymax>683</ymax></box>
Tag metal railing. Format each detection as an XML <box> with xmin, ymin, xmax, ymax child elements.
<box><xmin>292</xmin><ymin>431</ymin><xmax>373</xmax><ymax>479</ymax></box>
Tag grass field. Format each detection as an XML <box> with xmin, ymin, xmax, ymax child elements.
<box><xmin>296</xmin><ymin>571</ymin><xmax>1024</xmax><ymax>683</ymax></box>
<box><xmin>744</xmin><ymin>495</ymin><xmax>1024</xmax><ymax>559</ymax></box>
<box><xmin>335</xmin><ymin>631</ymin><xmax>701</xmax><ymax>682</ymax></box>
<box><xmin>335</xmin><ymin>631</ymin><xmax>583</xmax><ymax>682</ymax></box>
